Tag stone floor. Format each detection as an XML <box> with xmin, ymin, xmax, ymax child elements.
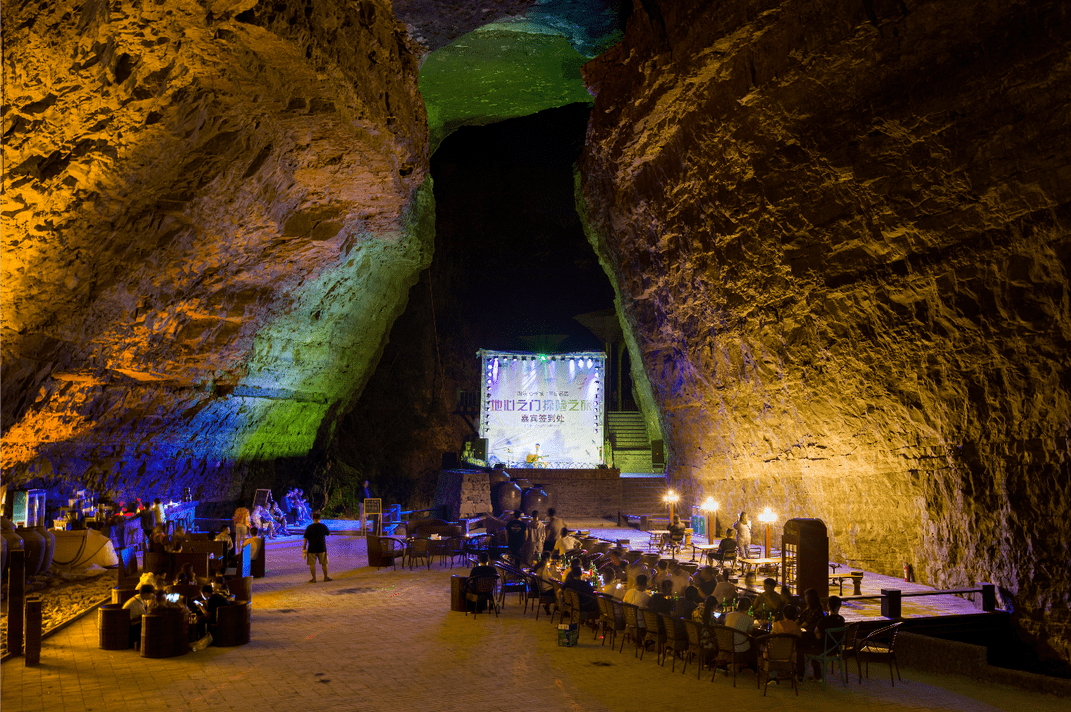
<box><xmin>2</xmin><ymin>525</ymin><xmax>1065</xmax><ymax>712</ymax></box>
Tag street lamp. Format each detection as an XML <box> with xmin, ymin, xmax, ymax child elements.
<box><xmin>759</xmin><ymin>507</ymin><xmax>777</xmax><ymax>559</ymax></box>
<box><xmin>663</xmin><ymin>489</ymin><xmax>680</xmax><ymax>523</ymax></box>
<box><xmin>699</xmin><ymin>497</ymin><xmax>719</xmax><ymax>545</ymax></box>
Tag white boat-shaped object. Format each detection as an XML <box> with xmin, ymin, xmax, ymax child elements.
<box><xmin>51</xmin><ymin>529</ymin><xmax>119</xmax><ymax>569</ymax></box>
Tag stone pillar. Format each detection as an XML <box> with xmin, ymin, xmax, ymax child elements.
<box><xmin>25</xmin><ymin>595</ymin><xmax>42</xmax><ymax>666</ymax></box>
<box><xmin>8</xmin><ymin>549</ymin><xmax>25</xmax><ymax>655</ymax></box>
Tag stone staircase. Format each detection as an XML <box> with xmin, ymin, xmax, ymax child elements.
<box><xmin>607</xmin><ymin>411</ymin><xmax>655</xmax><ymax>473</ymax></box>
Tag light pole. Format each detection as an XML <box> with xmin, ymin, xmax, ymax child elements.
<box><xmin>700</xmin><ymin>497</ymin><xmax>719</xmax><ymax>545</ymax></box>
<box><xmin>760</xmin><ymin>507</ymin><xmax>776</xmax><ymax>559</ymax></box>
<box><xmin>663</xmin><ymin>489</ymin><xmax>679</xmax><ymax>523</ymax></box>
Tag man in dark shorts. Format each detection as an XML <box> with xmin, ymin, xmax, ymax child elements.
<box><xmin>303</xmin><ymin>511</ymin><xmax>331</xmax><ymax>583</ymax></box>
<box><xmin>505</xmin><ymin>510</ymin><xmax>527</xmax><ymax>564</ymax></box>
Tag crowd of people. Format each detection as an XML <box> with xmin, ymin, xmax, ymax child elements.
<box><xmin>120</xmin><ymin>569</ymin><xmax>238</xmax><ymax>650</ymax></box>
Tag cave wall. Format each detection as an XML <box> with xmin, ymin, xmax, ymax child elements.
<box><xmin>578</xmin><ymin>0</ymin><xmax>1071</xmax><ymax>667</ymax></box>
<box><xmin>1</xmin><ymin>0</ymin><xmax>433</xmax><ymax>502</ymax></box>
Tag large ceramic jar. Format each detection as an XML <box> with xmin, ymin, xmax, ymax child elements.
<box><xmin>1</xmin><ymin>517</ymin><xmax>23</xmax><ymax>576</ymax></box>
<box><xmin>37</xmin><ymin>525</ymin><xmax>56</xmax><ymax>574</ymax></box>
<box><xmin>488</xmin><ymin>470</ymin><xmax>510</xmax><ymax>488</ymax></box>
<box><xmin>522</xmin><ymin>484</ymin><xmax>549</xmax><ymax>514</ymax></box>
<box><xmin>17</xmin><ymin>524</ymin><xmax>46</xmax><ymax>576</ymax></box>
<box><xmin>492</xmin><ymin>481</ymin><xmax>522</xmax><ymax>516</ymax></box>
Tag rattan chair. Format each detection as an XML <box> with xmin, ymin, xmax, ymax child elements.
<box><xmin>494</xmin><ymin>561</ymin><xmax>528</xmax><ymax>608</ymax></box>
<box><xmin>532</xmin><ymin>575</ymin><xmax>557</xmax><ymax>621</ymax></box>
<box><xmin>711</xmin><ymin>624</ymin><xmax>755</xmax><ymax>686</ymax></box>
<box><xmin>564</xmin><ymin>587</ymin><xmax>598</xmax><ymax>628</ymax></box>
<box><xmin>660</xmin><ymin>614</ymin><xmax>688</xmax><ymax>671</ymax></box>
<box><xmin>640</xmin><ymin>608</ymin><xmax>666</xmax><ymax>663</ymax></box>
<box><xmin>856</xmin><ymin>622</ymin><xmax>902</xmax><ymax>685</ymax></box>
<box><xmin>620</xmin><ymin>602</ymin><xmax>645</xmax><ymax>657</ymax></box>
<box><xmin>464</xmin><ymin>575</ymin><xmax>499</xmax><ymax>617</ymax></box>
<box><xmin>757</xmin><ymin>634</ymin><xmax>799</xmax><ymax>696</ymax></box>
<box><xmin>551</xmin><ymin>580</ymin><xmax>571</xmax><ymax>624</ymax></box>
<box><xmin>682</xmin><ymin>619</ymin><xmax>712</xmax><ymax>679</ymax></box>
<box><xmin>404</xmin><ymin>538</ymin><xmax>431</xmax><ymax>570</ymax></box>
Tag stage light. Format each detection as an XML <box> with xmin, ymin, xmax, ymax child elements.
<box><xmin>586</xmin><ymin>358</ymin><xmax>592</xmax><ymax>368</ymax></box>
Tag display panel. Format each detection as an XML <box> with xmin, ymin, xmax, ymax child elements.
<box><xmin>478</xmin><ymin>350</ymin><xmax>605</xmax><ymax>468</ymax></box>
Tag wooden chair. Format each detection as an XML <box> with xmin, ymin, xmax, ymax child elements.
<box><xmin>640</xmin><ymin>608</ymin><xmax>666</xmax><ymax>663</ymax></box>
<box><xmin>711</xmin><ymin>625</ymin><xmax>755</xmax><ymax>686</ymax></box>
<box><xmin>856</xmin><ymin>622</ymin><xmax>902</xmax><ymax>685</ymax></box>
<box><xmin>378</xmin><ymin>537</ymin><xmax>405</xmax><ymax>570</ymax></box>
<box><xmin>804</xmin><ymin>626</ymin><xmax>849</xmax><ymax>685</ymax></box>
<box><xmin>464</xmin><ymin>575</ymin><xmax>499</xmax><ymax>617</ymax></box>
<box><xmin>757</xmin><ymin>634</ymin><xmax>799</xmax><ymax>696</ymax></box>
<box><xmin>661</xmin><ymin>614</ymin><xmax>688</xmax><ymax>672</ymax></box>
<box><xmin>619</xmin><ymin>602</ymin><xmax>645</xmax><ymax>657</ymax></box>
<box><xmin>494</xmin><ymin>562</ymin><xmax>528</xmax><ymax>608</ymax></box>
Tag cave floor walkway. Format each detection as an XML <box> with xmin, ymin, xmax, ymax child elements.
<box><xmin>2</xmin><ymin>530</ymin><xmax>1063</xmax><ymax>712</ymax></box>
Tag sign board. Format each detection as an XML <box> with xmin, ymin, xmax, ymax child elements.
<box><xmin>477</xmin><ymin>350</ymin><xmax>605</xmax><ymax>468</ymax></box>
<box><xmin>364</xmin><ymin>498</ymin><xmax>382</xmax><ymax>515</ymax></box>
<box><xmin>252</xmin><ymin>489</ymin><xmax>272</xmax><ymax>510</ymax></box>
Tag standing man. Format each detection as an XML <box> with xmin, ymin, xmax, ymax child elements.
<box><xmin>734</xmin><ymin>511</ymin><xmax>751</xmax><ymax>558</ymax></box>
<box><xmin>505</xmin><ymin>510</ymin><xmax>527</xmax><ymax>564</ymax></box>
<box><xmin>544</xmin><ymin>508</ymin><xmax>566</xmax><ymax>555</ymax></box>
<box><xmin>303</xmin><ymin>511</ymin><xmax>332</xmax><ymax>583</ymax></box>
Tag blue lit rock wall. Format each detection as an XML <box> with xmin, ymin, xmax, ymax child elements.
<box><xmin>578</xmin><ymin>0</ymin><xmax>1071</xmax><ymax>669</ymax></box>
<box><xmin>1</xmin><ymin>0</ymin><xmax>433</xmax><ymax>501</ymax></box>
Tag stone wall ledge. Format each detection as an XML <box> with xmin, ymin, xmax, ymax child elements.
<box><xmin>898</xmin><ymin>631</ymin><xmax>1071</xmax><ymax>697</ymax></box>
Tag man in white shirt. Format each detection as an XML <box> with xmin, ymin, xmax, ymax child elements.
<box><xmin>712</xmin><ymin>570</ymin><xmax>736</xmax><ymax>604</ymax></box>
<box><xmin>555</xmin><ymin>528</ymin><xmax>579</xmax><ymax>556</ymax></box>
<box><xmin>544</xmin><ymin>509</ymin><xmax>567</xmax><ymax>554</ymax></box>
<box><xmin>622</xmin><ymin>574</ymin><xmax>652</xmax><ymax>609</ymax></box>
<box><xmin>122</xmin><ymin>584</ymin><xmax>155</xmax><ymax>648</ymax></box>
<box><xmin>723</xmin><ymin>598</ymin><xmax>755</xmax><ymax>652</ymax></box>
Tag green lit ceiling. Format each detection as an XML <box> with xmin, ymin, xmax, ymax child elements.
<box><xmin>419</xmin><ymin>2</ymin><xmax>626</xmax><ymax>152</ymax></box>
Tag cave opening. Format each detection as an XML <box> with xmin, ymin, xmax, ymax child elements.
<box><xmin>330</xmin><ymin>103</ymin><xmax>624</xmax><ymax>508</ymax></box>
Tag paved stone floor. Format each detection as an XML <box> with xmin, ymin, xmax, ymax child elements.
<box><xmin>2</xmin><ymin>527</ymin><xmax>1065</xmax><ymax>712</ymax></box>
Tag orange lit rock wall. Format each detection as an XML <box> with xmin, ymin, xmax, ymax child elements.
<box><xmin>579</xmin><ymin>0</ymin><xmax>1071</xmax><ymax>667</ymax></box>
<box><xmin>1</xmin><ymin>0</ymin><xmax>432</xmax><ymax>498</ymax></box>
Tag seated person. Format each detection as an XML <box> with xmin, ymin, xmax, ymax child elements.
<box><xmin>808</xmin><ymin>595</ymin><xmax>847</xmax><ymax>679</ymax></box>
<box><xmin>122</xmin><ymin>584</ymin><xmax>155</xmax><ymax>647</ymax></box>
<box><xmin>668</xmin><ymin>561</ymin><xmax>692</xmax><ymax>595</ymax></box>
<box><xmin>469</xmin><ymin>552</ymin><xmax>497</xmax><ymax>578</ymax></box>
<box><xmin>797</xmin><ymin>588</ymin><xmax>825</xmax><ymax>634</ymax></box>
<box><xmin>148</xmin><ymin>525</ymin><xmax>169</xmax><ymax>554</ymax></box>
<box><xmin>242</xmin><ymin>526</ymin><xmax>263</xmax><ymax>563</ymax></box>
<box><xmin>756</xmin><ymin>577</ymin><xmax>785</xmax><ymax>620</ymax></box>
<box><xmin>168</xmin><ymin>524</ymin><xmax>188</xmax><ymax>553</ymax></box>
<box><xmin>675</xmin><ymin>585</ymin><xmax>703</xmax><ymax>619</ymax></box>
<box><xmin>651</xmin><ymin>560</ymin><xmax>671</xmax><ymax>588</ymax></box>
<box><xmin>664</xmin><ymin>515</ymin><xmax>686</xmax><ymax>549</ymax></box>
<box><xmin>623</xmin><ymin>573</ymin><xmax>652</xmax><ymax>610</ymax></box>
<box><xmin>647</xmin><ymin>578</ymin><xmax>676</xmax><ymax>616</ymax></box>
<box><xmin>710</xmin><ymin>528</ymin><xmax>737</xmax><ymax>564</ymax></box>
<box><xmin>214</xmin><ymin>526</ymin><xmax>234</xmax><ymax>551</ymax></box>
<box><xmin>712</xmin><ymin>569</ymin><xmax>736</xmax><ymax>604</ymax></box>
<box><xmin>203</xmin><ymin>580</ymin><xmax>234</xmax><ymax>625</ymax></box>
<box><xmin>563</xmin><ymin>563</ymin><xmax>599</xmax><ymax>614</ymax></box>
<box><xmin>724</xmin><ymin>597</ymin><xmax>756</xmax><ymax>653</ymax></box>
<box><xmin>773</xmin><ymin>603</ymin><xmax>802</xmax><ymax>636</ymax></box>
<box><xmin>691</xmin><ymin>565</ymin><xmax>718</xmax><ymax>597</ymax></box>
<box><xmin>554</xmin><ymin>528</ymin><xmax>579</xmax><ymax>556</ymax></box>
<box><xmin>603</xmin><ymin>549</ymin><xmax>628</xmax><ymax>580</ymax></box>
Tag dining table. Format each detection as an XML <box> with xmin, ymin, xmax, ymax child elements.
<box><xmin>736</xmin><ymin>555</ymin><xmax>781</xmax><ymax>575</ymax></box>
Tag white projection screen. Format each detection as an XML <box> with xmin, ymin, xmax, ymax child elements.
<box><xmin>478</xmin><ymin>350</ymin><xmax>605</xmax><ymax>469</ymax></box>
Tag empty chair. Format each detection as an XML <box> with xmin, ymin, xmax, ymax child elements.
<box><xmin>757</xmin><ymin>634</ymin><xmax>799</xmax><ymax>696</ymax></box>
<box><xmin>640</xmin><ymin>608</ymin><xmax>666</xmax><ymax>663</ymax></box>
<box><xmin>405</xmin><ymin>538</ymin><xmax>431</xmax><ymax>570</ymax></box>
<box><xmin>856</xmin><ymin>622</ymin><xmax>902</xmax><ymax>685</ymax></box>
<box><xmin>660</xmin><ymin>614</ymin><xmax>688</xmax><ymax>672</ymax></box>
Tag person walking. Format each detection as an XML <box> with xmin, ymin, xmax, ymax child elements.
<box><xmin>303</xmin><ymin>511</ymin><xmax>332</xmax><ymax>583</ymax></box>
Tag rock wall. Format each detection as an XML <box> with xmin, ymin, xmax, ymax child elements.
<box><xmin>578</xmin><ymin>0</ymin><xmax>1071</xmax><ymax>669</ymax></box>
<box><xmin>1</xmin><ymin>0</ymin><xmax>433</xmax><ymax>501</ymax></box>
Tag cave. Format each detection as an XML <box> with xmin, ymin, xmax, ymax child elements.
<box><xmin>2</xmin><ymin>0</ymin><xmax>1070</xmax><ymax>676</ymax></box>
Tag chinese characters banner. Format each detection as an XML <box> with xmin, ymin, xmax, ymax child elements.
<box><xmin>478</xmin><ymin>350</ymin><xmax>605</xmax><ymax>469</ymax></box>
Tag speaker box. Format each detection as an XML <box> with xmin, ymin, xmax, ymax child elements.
<box><xmin>651</xmin><ymin>440</ymin><xmax>665</xmax><ymax>466</ymax></box>
<box><xmin>473</xmin><ymin>438</ymin><xmax>488</xmax><ymax>460</ymax></box>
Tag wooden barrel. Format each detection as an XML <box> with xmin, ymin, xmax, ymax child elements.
<box><xmin>98</xmin><ymin>603</ymin><xmax>131</xmax><ymax>650</ymax></box>
<box><xmin>211</xmin><ymin>601</ymin><xmax>251</xmax><ymax>646</ymax></box>
<box><xmin>140</xmin><ymin>611</ymin><xmax>189</xmax><ymax>658</ymax></box>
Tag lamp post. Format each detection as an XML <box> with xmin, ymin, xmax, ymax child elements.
<box><xmin>700</xmin><ymin>497</ymin><xmax>719</xmax><ymax>545</ymax></box>
<box><xmin>663</xmin><ymin>489</ymin><xmax>679</xmax><ymax>523</ymax></box>
<box><xmin>759</xmin><ymin>507</ymin><xmax>776</xmax><ymax>559</ymax></box>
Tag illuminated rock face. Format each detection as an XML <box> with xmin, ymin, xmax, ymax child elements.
<box><xmin>1</xmin><ymin>0</ymin><xmax>433</xmax><ymax>499</ymax></box>
<box><xmin>578</xmin><ymin>0</ymin><xmax>1071</xmax><ymax>668</ymax></box>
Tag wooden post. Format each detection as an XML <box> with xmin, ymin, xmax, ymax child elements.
<box><xmin>25</xmin><ymin>595</ymin><xmax>42</xmax><ymax>666</ymax></box>
<box><xmin>8</xmin><ymin>549</ymin><xmax>25</xmax><ymax>655</ymax></box>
